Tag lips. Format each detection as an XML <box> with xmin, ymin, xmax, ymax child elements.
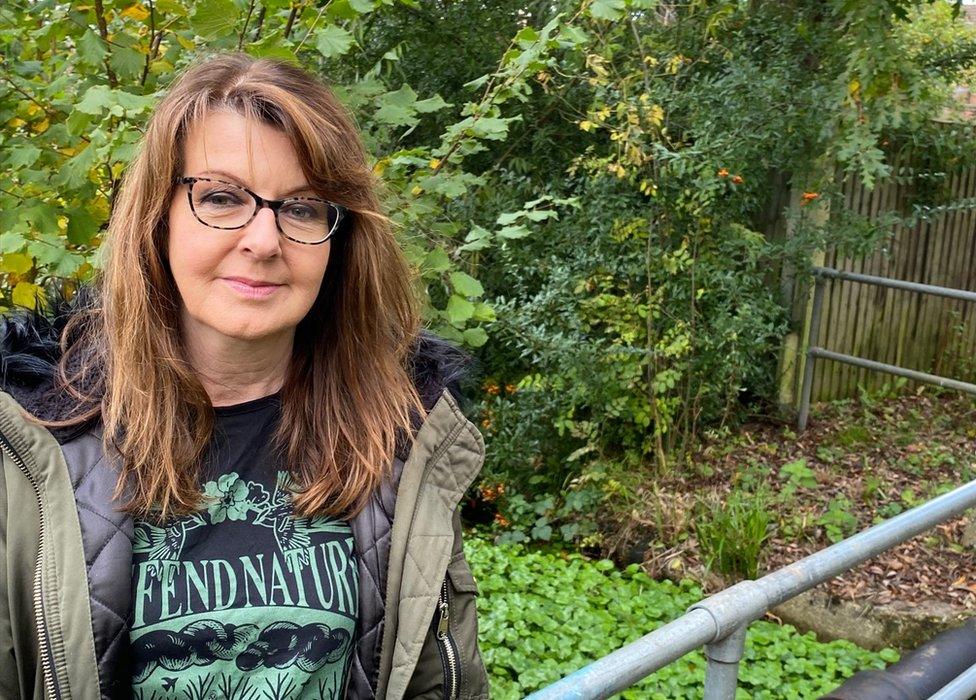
<box><xmin>221</xmin><ymin>277</ymin><xmax>283</xmax><ymax>299</ymax></box>
<box><xmin>222</xmin><ymin>277</ymin><xmax>281</xmax><ymax>288</ymax></box>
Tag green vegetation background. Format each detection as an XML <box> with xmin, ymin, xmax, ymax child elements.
<box><xmin>3</xmin><ymin>1</ymin><xmax>976</xmax><ymax>695</ymax></box>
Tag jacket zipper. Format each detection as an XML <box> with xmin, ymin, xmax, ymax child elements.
<box><xmin>436</xmin><ymin>576</ymin><xmax>460</xmax><ymax>700</ymax></box>
<box><xmin>0</xmin><ymin>430</ymin><xmax>61</xmax><ymax>700</ymax></box>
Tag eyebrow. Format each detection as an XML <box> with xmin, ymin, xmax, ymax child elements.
<box><xmin>195</xmin><ymin>169</ymin><xmax>316</xmax><ymax>198</ymax></box>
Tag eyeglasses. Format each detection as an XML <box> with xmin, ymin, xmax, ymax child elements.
<box><xmin>174</xmin><ymin>176</ymin><xmax>346</xmax><ymax>245</ymax></box>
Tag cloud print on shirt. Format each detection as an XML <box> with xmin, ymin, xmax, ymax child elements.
<box><xmin>131</xmin><ymin>618</ymin><xmax>352</xmax><ymax>682</ymax></box>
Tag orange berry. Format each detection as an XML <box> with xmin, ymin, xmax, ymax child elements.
<box><xmin>731</xmin><ymin>175</ymin><xmax>744</xmax><ymax>184</ymax></box>
<box><xmin>717</xmin><ymin>168</ymin><xmax>729</xmax><ymax>177</ymax></box>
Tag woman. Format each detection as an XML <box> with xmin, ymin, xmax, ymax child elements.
<box><xmin>0</xmin><ymin>53</ymin><xmax>489</xmax><ymax>699</ymax></box>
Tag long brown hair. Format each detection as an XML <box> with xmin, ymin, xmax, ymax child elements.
<box><xmin>51</xmin><ymin>53</ymin><xmax>424</xmax><ymax>519</ymax></box>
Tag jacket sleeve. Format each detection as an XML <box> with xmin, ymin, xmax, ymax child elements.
<box><xmin>403</xmin><ymin>509</ymin><xmax>490</xmax><ymax>700</ymax></box>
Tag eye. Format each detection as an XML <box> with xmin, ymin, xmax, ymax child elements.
<box><xmin>282</xmin><ymin>202</ymin><xmax>321</xmax><ymax>221</ymax></box>
<box><xmin>201</xmin><ymin>190</ymin><xmax>245</xmax><ymax>207</ymax></box>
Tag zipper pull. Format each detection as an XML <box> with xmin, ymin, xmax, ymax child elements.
<box><xmin>437</xmin><ymin>580</ymin><xmax>450</xmax><ymax>638</ymax></box>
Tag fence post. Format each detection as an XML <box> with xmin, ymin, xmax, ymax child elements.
<box><xmin>702</xmin><ymin>625</ymin><xmax>749</xmax><ymax>700</ymax></box>
<box><xmin>798</xmin><ymin>276</ymin><xmax>826</xmax><ymax>431</ymax></box>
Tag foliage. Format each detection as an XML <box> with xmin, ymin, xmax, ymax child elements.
<box><xmin>0</xmin><ymin>0</ymin><xmax>582</xmax><ymax>346</ymax></box>
<box><xmin>694</xmin><ymin>488</ymin><xmax>772</xmax><ymax>580</ymax></box>
<box><xmin>466</xmin><ymin>535</ymin><xmax>900</xmax><ymax>699</ymax></box>
<box><xmin>5</xmin><ymin>0</ymin><xmax>976</xmax><ymax>543</ymax></box>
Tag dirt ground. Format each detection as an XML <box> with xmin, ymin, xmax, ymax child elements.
<box><xmin>615</xmin><ymin>389</ymin><xmax>976</xmax><ymax>611</ymax></box>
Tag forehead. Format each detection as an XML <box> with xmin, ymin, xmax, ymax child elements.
<box><xmin>182</xmin><ymin>109</ymin><xmax>307</xmax><ymax>191</ymax></box>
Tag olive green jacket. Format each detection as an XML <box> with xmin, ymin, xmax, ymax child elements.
<box><xmin>0</xmin><ymin>385</ymin><xmax>490</xmax><ymax>699</ymax></box>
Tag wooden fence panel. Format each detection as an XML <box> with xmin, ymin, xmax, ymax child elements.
<box><xmin>812</xmin><ymin>166</ymin><xmax>976</xmax><ymax>401</ymax></box>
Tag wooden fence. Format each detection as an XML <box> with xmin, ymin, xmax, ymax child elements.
<box><xmin>810</xmin><ymin>164</ymin><xmax>976</xmax><ymax>402</ymax></box>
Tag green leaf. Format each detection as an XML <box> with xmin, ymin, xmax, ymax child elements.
<box><xmin>445</xmin><ymin>295</ymin><xmax>475</xmax><ymax>324</ymax></box>
<box><xmin>496</xmin><ymin>211</ymin><xmax>523</xmax><ymax>226</ymax></box>
<box><xmin>315</xmin><ymin>25</ymin><xmax>355</xmax><ymax>58</ymax></box>
<box><xmin>472</xmin><ymin>302</ymin><xmax>496</xmax><ymax>322</ymax></box>
<box><xmin>462</xmin><ymin>327</ymin><xmax>488</xmax><ymax>347</ymax></box>
<box><xmin>348</xmin><ymin>0</ymin><xmax>376</xmax><ymax>11</ymax></box>
<box><xmin>450</xmin><ymin>271</ymin><xmax>484</xmax><ymax>298</ymax></box>
<box><xmin>20</xmin><ymin>202</ymin><xmax>59</xmax><ymax>236</ymax></box>
<box><xmin>589</xmin><ymin>0</ymin><xmax>627</xmax><ymax>20</ymax></box>
<box><xmin>374</xmin><ymin>84</ymin><xmax>419</xmax><ymax>126</ymax></box>
<box><xmin>108</xmin><ymin>45</ymin><xmax>145</xmax><ymax>80</ymax></box>
<box><xmin>55</xmin><ymin>144</ymin><xmax>99</xmax><ymax>188</ymax></box>
<box><xmin>413</xmin><ymin>94</ymin><xmax>451</xmax><ymax>113</ymax></box>
<box><xmin>6</xmin><ymin>145</ymin><xmax>42</xmax><ymax>170</ymax></box>
<box><xmin>75</xmin><ymin>86</ymin><xmax>114</xmax><ymax>115</ymax></box>
<box><xmin>76</xmin><ymin>29</ymin><xmax>108</xmax><ymax>68</ymax></box>
<box><xmin>66</xmin><ymin>207</ymin><xmax>99</xmax><ymax>246</ymax></box>
<box><xmin>423</xmin><ymin>246</ymin><xmax>451</xmax><ymax>273</ymax></box>
<box><xmin>190</xmin><ymin>0</ymin><xmax>240</xmax><ymax>38</ymax></box>
<box><xmin>497</xmin><ymin>224</ymin><xmax>531</xmax><ymax>239</ymax></box>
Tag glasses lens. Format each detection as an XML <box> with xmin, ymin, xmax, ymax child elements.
<box><xmin>278</xmin><ymin>199</ymin><xmax>340</xmax><ymax>243</ymax></box>
<box><xmin>190</xmin><ymin>181</ymin><xmax>255</xmax><ymax>229</ymax></box>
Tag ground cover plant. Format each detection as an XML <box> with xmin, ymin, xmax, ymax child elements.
<box><xmin>466</xmin><ymin>536</ymin><xmax>899</xmax><ymax>699</ymax></box>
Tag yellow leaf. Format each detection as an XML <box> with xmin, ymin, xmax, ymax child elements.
<box><xmin>26</xmin><ymin>103</ymin><xmax>42</xmax><ymax>116</ymax></box>
<box><xmin>12</xmin><ymin>281</ymin><xmax>42</xmax><ymax>309</ymax></box>
<box><xmin>579</xmin><ymin>120</ymin><xmax>595</xmax><ymax>132</ymax></box>
<box><xmin>7</xmin><ymin>117</ymin><xmax>25</xmax><ymax>128</ymax></box>
<box><xmin>0</xmin><ymin>253</ymin><xmax>33</xmax><ymax>275</ymax></box>
<box><xmin>121</xmin><ymin>3</ymin><xmax>150</xmax><ymax>21</ymax></box>
<box><xmin>848</xmin><ymin>79</ymin><xmax>861</xmax><ymax>98</ymax></box>
<box><xmin>429</xmin><ymin>158</ymin><xmax>441</xmax><ymax>169</ymax></box>
<box><xmin>410</xmin><ymin>185</ymin><xmax>423</xmax><ymax>196</ymax></box>
<box><xmin>31</xmin><ymin>118</ymin><xmax>50</xmax><ymax>134</ymax></box>
<box><xmin>176</xmin><ymin>34</ymin><xmax>196</xmax><ymax>50</ymax></box>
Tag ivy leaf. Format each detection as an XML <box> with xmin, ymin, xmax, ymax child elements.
<box><xmin>450</xmin><ymin>271</ymin><xmax>484</xmax><ymax>298</ymax></box>
<box><xmin>315</xmin><ymin>25</ymin><xmax>355</xmax><ymax>58</ymax></box>
<box><xmin>190</xmin><ymin>0</ymin><xmax>239</xmax><ymax>38</ymax></box>
<box><xmin>589</xmin><ymin>0</ymin><xmax>627</xmax><ymax>21</ymax></box>
<box><xmin>445</xmin><ymin>295</ymin><xmax>475</xmax><ymax>324</ymax></box>
<box><xmin>76</xmin><ymin>29</ymin><xmax>108</xmax><ymax>68</ymax></box>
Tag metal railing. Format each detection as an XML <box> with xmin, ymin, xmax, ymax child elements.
<box><xmin>525</xmin><ymin>478</ymin><xmax>976</xmax><ymax>699</ymax></box>
<box><xmin>797</xmin><ymin>266</ymin><xmax>976</xmax><ymax>431</ymax></box>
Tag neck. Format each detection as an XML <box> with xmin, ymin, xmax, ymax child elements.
<box><xmin>182</xmin><ymin>324</ymin><xmax>294</xmax><ymax>408</ymax></box>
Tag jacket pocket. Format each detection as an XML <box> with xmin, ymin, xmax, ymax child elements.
<box><xmin>445</xmin><ymin>553</ymin><xmax>489</xmax><ymax>700</ymax></box>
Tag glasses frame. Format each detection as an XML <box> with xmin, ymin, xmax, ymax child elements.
<box><xmin>174</xmin><ymin>176</ymin><xmax>346</xmax><ymax>246</ymax></box>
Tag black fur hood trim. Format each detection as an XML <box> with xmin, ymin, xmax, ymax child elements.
<box><xmin>0</xmin><ymin>285</ymin><xmax>473</xmax><ymax>441</ymax></box>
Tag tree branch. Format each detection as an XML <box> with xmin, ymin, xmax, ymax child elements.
<box><xmin>93</xmin><ymin>0</ymin><xmax>118</xmax><ymax>88</ymax></box>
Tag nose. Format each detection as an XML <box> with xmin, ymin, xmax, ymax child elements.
<box><xmin>237</xmin><ymin>206</ymin><xmax>281</xmax><ymax>259</ymax></box>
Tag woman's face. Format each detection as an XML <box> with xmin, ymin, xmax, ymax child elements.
<box><xmin>167</xmin><ymin>110</ymin><xmax>332</xmax><ymax>347</ymax></box>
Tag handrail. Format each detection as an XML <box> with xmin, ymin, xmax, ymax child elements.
<box><xmin>525</xmin><ymin>478</ymin><xmax>976</xmax><ymax>700</ymax></box>
<box><xmin>797</xmin><ymin>267</ymin><xmax>976</xmax><ymax>430</ymax></box>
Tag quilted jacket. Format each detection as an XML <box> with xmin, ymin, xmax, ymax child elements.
<box><xmin>0</xmin><ymin>297</ymin><xmax>490</xmax><ymax>699</ymax></box>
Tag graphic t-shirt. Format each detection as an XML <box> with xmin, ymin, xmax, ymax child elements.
<box><xmin>130</xmin><ymin>393</ymin><xmax>358</xmax><ymax>699</ymax></box>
